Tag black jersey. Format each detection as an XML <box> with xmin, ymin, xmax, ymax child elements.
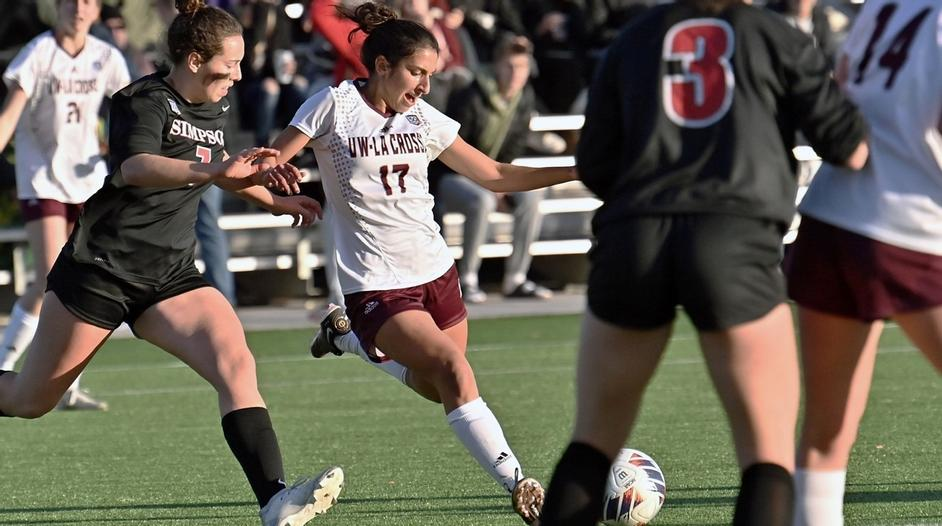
<box><xmin>64</xmin><ymin>73</ymin><xmax>229</xmax><ymax>284</ymax></box>
<box><xmin>578</xmin><ymin>3</ymin><xmax>866</xmax><ymax>229</ymax></box>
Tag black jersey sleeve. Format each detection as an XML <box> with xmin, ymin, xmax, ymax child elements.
<box><xmin>577</xmin><ymin>45</ymin><xmax>624</xmax><ymax>200</ymax></box>
<box><xmin>781</xmin><ymin>35</ymin><xmax>867</xmax><ymax>165</ymax></box>
<box><xmin>108</xmin><ymin>92</ymin><xmax>167</xmax><ymax>169</ymax></box>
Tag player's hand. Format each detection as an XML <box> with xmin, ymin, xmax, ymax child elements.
<box><xmin>219</xmin><ymin>147</ymin><xmax>280</xmax><ymax>182</ymax></box>
<box><xmin>271</xmin><ymin>194</ymin><xmax>323</xmax><ymax>227</ymax></box>
<box><xmin>253</xmin><ymin>162</ymin><xmax>304</xmax><ymax>195</ymax></box>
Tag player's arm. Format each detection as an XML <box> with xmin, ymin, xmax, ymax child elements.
<box><xmin>222</xmin><ymin>182</ymin><xmax>323</xmax><ymax>227</ymax></box>
<box><xmin>437</xmin><ymin>135</ymin><xmax>576</xmax><ymax>193</ymax></box>
<box><xmin>0</xmin><ymin>84</ymin><xmax>28</xmax><ymax>152</ymax></box>
<box><xmin>121</xmin><ymin>147</ymin><xmax>284</xmax><ymax>188</ymax></box>
<box><xmin>263</xmin><ymin>125</ymin><xmax>312</xmax><ymax>165</ymax></box>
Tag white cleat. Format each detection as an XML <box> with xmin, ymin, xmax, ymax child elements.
<box><xmin>259</xmin><ymin>466</ymin><xmax>344</xmax><ymax>526</ymax></box>
<box><xmin>56</xmin><ymin>389</ymin><xmax>109</xmax><ymax>411</ymax></box>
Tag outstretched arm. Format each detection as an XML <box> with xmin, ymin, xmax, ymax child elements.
<box><xmin>121</xmin><ymin>147</ymin><xmax>286</xmax><ymax>188</ymax></box>
<box><xmin>437</xmin><ymin>135</ymin><xmax>576</xmax><ymax>193</ymax></box>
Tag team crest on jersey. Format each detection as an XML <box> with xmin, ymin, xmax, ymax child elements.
<box><xmin>406</xmin><ymin>114</ymin><xmax>421</xmax><ymax>126</ymax></box>
<box><xmin>92</xmin><ymin>61</ymin><xmax>102</xmax><ymax>71</ymax></box>
<box><xmin>167</xmin><ymin>98</ymin><xmax>182</xmax><ymax>116</ymax></box>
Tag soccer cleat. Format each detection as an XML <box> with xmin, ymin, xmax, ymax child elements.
<box><xmin>56</xmin><ymin>389</ymin><xmax>109</xmax><ymax>411</ymax></box>
<box><xmin>259</xmin><ymin>466</ymin><xmax>344</xmax><ymax>526</ymax></box>
<box><xmin>512</xmin><ymin>477</ymin><xmax>545</xmax><ymax>524</ymax></box>
<box><xmin>309</xmin><ymin>304</ymin><xmax>351</xmax><ymax>358</ymax></box>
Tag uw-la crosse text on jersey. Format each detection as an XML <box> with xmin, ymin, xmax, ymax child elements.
<box><xmin>290</xmin><ymin>80</ymin><xmax>460</xmax><ymax>294</ymax></box>
<box><xmin>800</xmin><ymin>0</ymin><xmax>942</xmax><ymax>256</ymax></box>
<box><xmin>2</xmin><ymin>31</ymin><xmax>130</xmax><ymax>203</ymax></box>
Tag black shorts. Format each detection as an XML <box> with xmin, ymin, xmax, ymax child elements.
<box><xmin>46</xmin><ymin>252</ymin><xmax>211</xmax><ymax>331</ymax></box>
<box><xmin>587</xmin><ymin>214</ymin><xmax>787</xmax><ymax>331</ymax></box>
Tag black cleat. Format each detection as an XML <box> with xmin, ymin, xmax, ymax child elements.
<box><xmin>310</xmin><ymin>304</ymin><xmax>352</xmax><ymax>358</ymax></box>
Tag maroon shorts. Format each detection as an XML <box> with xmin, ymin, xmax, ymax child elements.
<box><xmin>20</xmin><ymin>199</ymin><xmax>83</xmax><ymax>223</ymax></box>
<box><xmin>785</xmin><ymin>216</ymin><xmax>942</xmax><ymax>321</ymax></box>
<box><xmin>343</xmin><ymin>265</ymin><xmax>468</xmax><ymax>359</ymax></box>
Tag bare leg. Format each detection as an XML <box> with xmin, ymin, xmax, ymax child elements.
<box><xmin>571</xmin><ymin>311</ymin><xmax>672</xmax><ymax>457</ymax></box>
<box><xmin>133</xmin><ymin>286</ymin><xmax>264</xmax><ymax>413</ymax></box>
<box><xmin>699</xmin><ymin>303</ymin><xmax>800</xmax><ymax>470</ymax></box>
<box><xmin>374</xmin><ymin>311</ymin><xmax>478</xmax><ymax>413</ymax></box>
<box><xmin>0</xmin><ymin>292</ymin><xmax>110</xmax><ymax>418</ymax></box>
<box><xmin>895</xmin><ymin>305</ymin><xmax>942</xmax><ymax>373</ymax></box>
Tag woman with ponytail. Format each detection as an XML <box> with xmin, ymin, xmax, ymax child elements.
<box><xmin>0</xmin><ymin>2</ymin><xmax>343</xmax><ymax>525</ymax></box>
<box><xmin>265</xmin><ymin>3</ymin><xmax>576</xmax><ymax>523</ymax></box>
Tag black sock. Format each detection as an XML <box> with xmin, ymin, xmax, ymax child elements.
<box><xmin>541</xmin><ymin>442</ymin><xmax>613</xmax><ymax>526</ymax></box>
<box><xmin>221</xmin><ymin>407</ymin><xmax>287</xmax><ymax>507</ymax></box>
<box><xmin>733</xmin><ymin>462</ymin><xmax>794</xmax><ymax>526</ymax></box>
<box><xmin>0</xmin><ymin>370</ymin><xmax>10</xmax><ymax>417</ymax></box>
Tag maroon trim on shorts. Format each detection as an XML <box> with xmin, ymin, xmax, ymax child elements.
<box><xmin>343</xmin><ymin>265</ymin><xmax>468</xmax><ymax>359</ymax></box>
<box><xmin>19</xmin><ymin>199</ymin><xmax>83</xmax><ymax>223</ymax></box>
<box><xmin>785</xmin><ymin>216</ymin><xmax>942</xmax><ymax>321</ymax></box>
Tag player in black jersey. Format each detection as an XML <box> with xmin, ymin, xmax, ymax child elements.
<box><xmin>539</xmin><ymin>1</ymin><xmax>868</xmax><ymax>525</ymax></box>
<box><xmin>0</xmin><ymin>2</ymin><xmax>343</xmax><ymax>525</ymax></box>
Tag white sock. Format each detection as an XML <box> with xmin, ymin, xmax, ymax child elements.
<box><xmin>446</xmin><ymin>397</ymin><xmax>523</xmax><ymax>492</ymax></box>
<box><xmin>0</xmin><ymin>303</ymin><xmax>39</xmax><ymax>370</ymax></box>
<box><xmin>794</xmin><ymin>468</ymin><xmax>846</xmax><ymax>526</ymax></box>
<box><xmin>65</xmin><ymin>374</ymin><xmax>83</xmax><ymax>398</ymax></box>
<box><xmin>335</xmin><ymin>332</ymin><xmax>408</xmax><ymax>385</ymax></box>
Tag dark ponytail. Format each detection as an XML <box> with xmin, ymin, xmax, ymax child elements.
<box><xmin>167</xmin><ymin>0</ymin><xmax>242</xmax><ymax>65</ymax></box>
<box><xmin>337</xmin><ymin>1</ymin><xmax>439</xmax><ymax>73</ymax></box>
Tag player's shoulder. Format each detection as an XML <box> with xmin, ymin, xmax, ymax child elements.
<box><xmin>113</xmin><ymin>73</ymin><xmax>171</xmax><ymax>111</ymax></box>
<box><xmin>15</xmin><ymin>30</ymin><xmax>56</xmax><ymax>58</ymax></box>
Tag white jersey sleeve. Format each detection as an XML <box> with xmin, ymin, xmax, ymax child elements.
<box><xmin>296</xmin><ymin>80</ymin><xmax>460</xmax><ymax>294</ymax></box>
<box><xmin>103</xmin><ymin>51</ymin><xmax>132</xmax><ymax>96</ymax></box>
<box><xmin>799</xmin><ymin>0</ymin><xmax>942</xmax><ymax>256</ymax></box>
<box><xmin>3</xmin><ymin>36</ymin><xmax>42</xmax><ymax>96</ymax></box>
<box><xmin>290</xmin><ymin>86</ymin><xmax>336</xmax><ymax>140</ymax></box>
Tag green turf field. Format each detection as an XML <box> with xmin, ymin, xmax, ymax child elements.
<box><xmin>0</xmin><ymin>314</ymin><xmax>939</xmax><ymax>525</ymax></box>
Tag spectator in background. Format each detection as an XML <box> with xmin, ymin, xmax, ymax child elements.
<box><xmin>308</xmin><ymin>0</ymin><xmax>369</xmax><ymax>86</ymax></box>
<box><xmin>239</xmin><ymin>0</ymin><xmax>309</xmax><ymax>146</ymax></box>
<box><xmin>0</xmin><ymin>0</ymin><xmax>130</xmax><ymax>411</ymax></box>
<box><xmin>448</xmin><ymin>0</ymin><xmax>525</xmax><ymax>63</ymax></box>
<box><xmin>393</xmin><ymin>0</ymin><xmax>475</xmax><ymax>110</ymax></box>
<box><xmin>94</xmin><ymin>3</ymin><xmax>154</xmax><ymax>80</ymax></box>
<box><xmin>522</xmin><ymin>0</ymin><xmax>588</xmax><ymax>114</ymax></box>
<box><xmin>767</xmin><ymin>0</ymin><xmax>839</xmax><ymax>65</ymax></box>
<box><xmin>435</xmin><ymin>34</ymin><xmax>552</xmax><ymax>303</ymax></box>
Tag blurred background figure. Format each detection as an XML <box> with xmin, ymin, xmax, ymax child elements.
<box><xmin>0</xmin><ymin>0</ymin><xmax>130</xmax><ymax>410</ymax></box>
<box><xmin>435</xmin><ymin>34</ymin><xmax>552</xmax><ymax>303</ymax></box>
<box><xmin>766</xmin><ymin>0</ymin><xmax>839</xmax><ymax>65</ymax></box>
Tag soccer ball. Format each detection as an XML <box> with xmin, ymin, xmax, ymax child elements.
<box><xmin>600</xmin><ymin>448</ymin><xmax>666</xmax><ymax>525</ymax></box>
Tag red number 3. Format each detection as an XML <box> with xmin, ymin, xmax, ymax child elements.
<box><xmin>662</xmin><ymin>19</ymin><xmax>734</xmax><ymax>128</ymax></box>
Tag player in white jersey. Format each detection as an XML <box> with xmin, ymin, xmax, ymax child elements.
<box><xmin>785</xmin><ymin>1</ymin><xmax>942</xmax><ymax>524</ymax></box>
<box><xmin>265</xmin><ymin>4</ymin><xmax>576</xmax><ymax>523</ymax></box>
<box><xmin>0</xmin><ymin>0</ymin><xmax>130</xmax><ymax>410</ymax></box>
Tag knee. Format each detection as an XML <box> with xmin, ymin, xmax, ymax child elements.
<box><xmin>13</xmin><ymin>397</ymin><xmax>57</xmax><ymax>419</ymax></box>
<box><xmin>421</xmin><ymin>348</ymin><xmax>474</xmax><ymax>388</ymax></box>
<box><xmin>215</xmin><ymin>347</ymin><xmax>258</xmax><ymax>388</ymax></box>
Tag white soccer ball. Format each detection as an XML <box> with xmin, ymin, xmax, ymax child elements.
<box><xmin>600</xmin><ymin>448</ymin><xmax>666</xmax><ymax>526</ymax></box>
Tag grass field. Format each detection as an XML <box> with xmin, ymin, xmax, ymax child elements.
<box><xmin>1</xmin><ymin>313</ymin><xmax>939</xmax><ymax>525</ymax></box>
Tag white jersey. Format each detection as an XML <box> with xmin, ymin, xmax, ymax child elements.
<box><xmin>290</xmin><ymin>80</ymin><xmax>460</xmax><ymax>293</ymax></box>
<box><xmin>799</xmin><ymin>0</ymin><xmax>942</xmax><ymax>255</ymax></box>
<box><xmin>3</xmin><ymin>32</ymin><xmax>130</xmax><ymax>203</ymax></box>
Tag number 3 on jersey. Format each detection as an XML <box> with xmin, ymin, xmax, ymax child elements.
<box><xmin>662</xmin><ymin>19</ymin><xmax>735</xmax><ymax>128</ymax></box>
